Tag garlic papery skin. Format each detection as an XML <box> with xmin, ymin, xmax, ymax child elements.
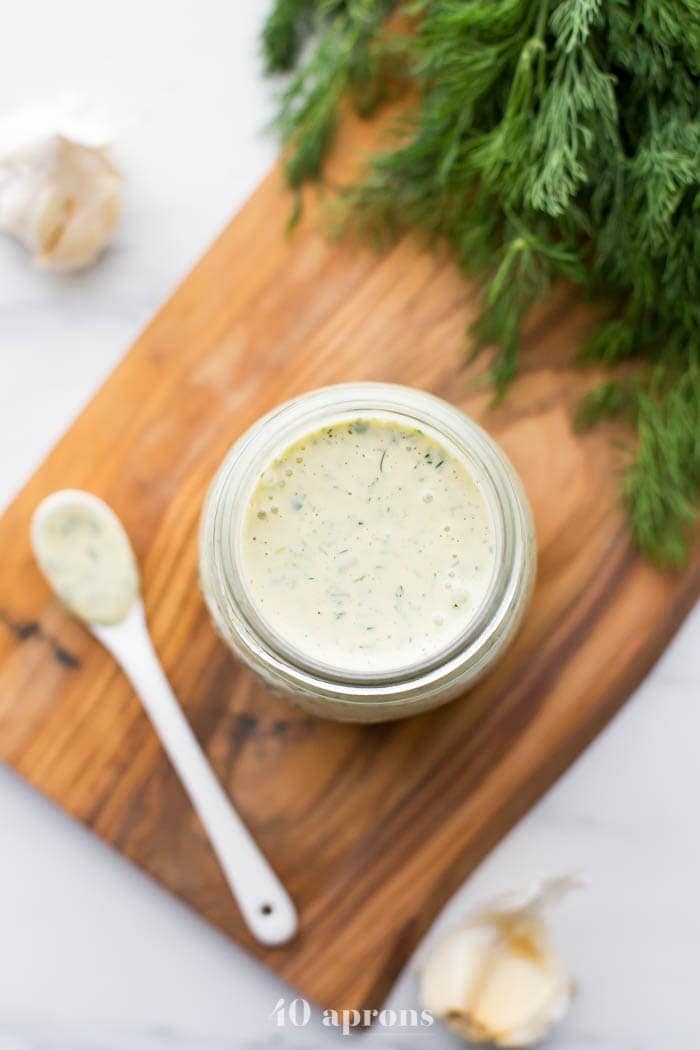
<box><xmin>420</xmin><ymin>878</ymin><xmax>577</xmax><ymax>1047</ymax></box>
<box><xmin>0</xmin><ymin>103</ymin><xmax>122</xmax><ymax>271</ymax></box>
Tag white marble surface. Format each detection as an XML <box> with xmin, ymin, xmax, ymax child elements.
<box><xmin>0</xmin><ymin>3</ymin><xmax>698</xmax><ymax>1047</ymax></box>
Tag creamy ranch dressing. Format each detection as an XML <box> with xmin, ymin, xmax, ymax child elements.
<box><xmin>241</xmin><ymin>419</ymin><xmax>495</xmax><ymax>675</ymax></box>
<box><xmin>32</xmin><ymin>491</ymin><xmax>139</xmax><ymax>624</ymax></box>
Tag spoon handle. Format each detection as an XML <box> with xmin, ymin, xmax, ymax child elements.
<box><xmin>94</xmin><ymin>603</ymin><xmax>298</xmax><ymax>947</ymax></box>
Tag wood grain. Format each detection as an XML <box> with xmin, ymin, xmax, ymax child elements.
<box><xmin>0</xmin><ymin>134</ymin><xmax>697</xmax><ymax>1012</ymax></box>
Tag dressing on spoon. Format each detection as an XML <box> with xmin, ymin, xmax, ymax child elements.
<box><xmin>31</xmin><ymin>489</ymin><xmax>138</xmax><ymax>624</ymax></box>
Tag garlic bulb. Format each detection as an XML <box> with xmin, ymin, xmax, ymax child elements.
<box><xmin>0</xmin><ymin>100</ymin><xmax>122</xmax><ymax>271</ymax></box>
<box><xmin>421</xmin><ymin>877</ymin><xmax>577</xmax><ymax>1047</ymax></box>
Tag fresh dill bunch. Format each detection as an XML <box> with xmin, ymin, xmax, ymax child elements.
<box><xmin>262</xmin><ymin>0</ymin><xmax>700</xmax><ymax>565</ymax></box>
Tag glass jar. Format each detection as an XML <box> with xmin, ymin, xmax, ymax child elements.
<box><xmin>199</xmin><ymin>383</ymin><xmax>535</xmax><ymax>723</ymax></box>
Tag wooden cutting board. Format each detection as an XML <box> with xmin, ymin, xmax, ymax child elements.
<box><xmin>0</xmin><ymin>116</ymin><xmax>698</xmax><ymax>1013</ymax></box>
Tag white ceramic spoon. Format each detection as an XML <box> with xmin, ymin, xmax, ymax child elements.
<box><xmin>31</xmin><ymin>489</ymin><xmax>298</xmax><ymax>947</ymax></box>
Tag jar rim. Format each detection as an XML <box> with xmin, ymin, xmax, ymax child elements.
<box><xmin>200</xmin><ymin>382</ymin><xmax>533</xmax><ymax>706</ymax></box>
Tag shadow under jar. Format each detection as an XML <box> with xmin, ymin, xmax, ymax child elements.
<box><xmin>199</xmin><ymin>383</ymin><xmax>536</xmax><ymax>723</ymax></box>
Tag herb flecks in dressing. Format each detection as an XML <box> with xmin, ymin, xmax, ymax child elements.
<box><xmin>32</xmin><ymin>492</ymin><xmax>139</xmax><ymax>625</ymax></box>
<box><xmin>241</xmin><ymin>420</ymin><xmax>495</xmax><ymax>674</ymax></box>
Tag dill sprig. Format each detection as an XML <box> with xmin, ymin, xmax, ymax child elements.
<box><xmin>262</xmin><ymin>0</ymin><xmax>700</xmax><ymax>566</ymax></box>
<box><xmin>266</xmin><ymin>0</ymin><xmax>405</xmax><ymax>189</ymax></box>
